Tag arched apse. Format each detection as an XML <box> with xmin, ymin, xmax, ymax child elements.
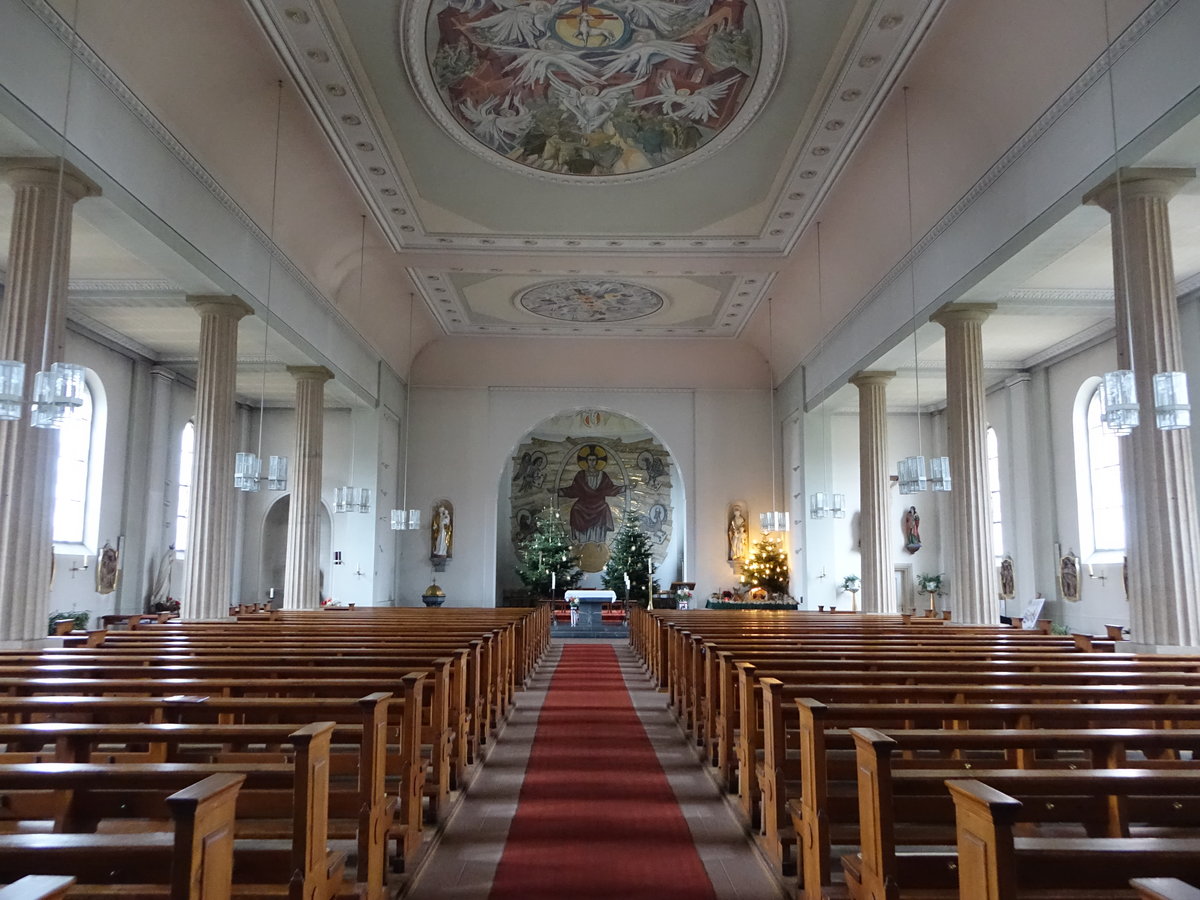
<box><xmin>497</xmin><ymin>408</ymin><xmax>686</xmax><ymax>600</ymax></box>
<box><xmin>261</xmin><ymin>496</ymin><xmax>332</xmax><ymax>607</ymax></box>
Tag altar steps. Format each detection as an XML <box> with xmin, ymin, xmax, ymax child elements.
<box><xmin>551</xmin><ymin>621</ymin><xmax>629</xmax><ymax>640</ymax></box>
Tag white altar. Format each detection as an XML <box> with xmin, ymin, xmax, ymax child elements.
<box><xmin>564</xmin><ymin>589</ymin><xmax>617</xmax><ymax>627</ymax></box>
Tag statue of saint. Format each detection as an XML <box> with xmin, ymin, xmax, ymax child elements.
<box><xmin>903</xmin><ymin>506</ymin><xmax>922</xmax><ymax>554</ymax></box>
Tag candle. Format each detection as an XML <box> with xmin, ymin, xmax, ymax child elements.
<box><xmin>551</xmin><ymin>571</ymin><xmax>556</xmax><ymax>591</ymax></box>
<box><xmin>1088</xmin><ymin>564</ymin><xmax>1094</xmax><ymax>577</ymax></box>
<box><xmin>623</xmin><ymin>572</ymin><xmax>630</xmax><ymax>590</ymax></box>
<box><xmin>268</xmin><ymin>588</ymin><xmax>275</xmax><ymax>600</ymax></box>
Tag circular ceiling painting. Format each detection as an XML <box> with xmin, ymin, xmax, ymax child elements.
<box><xmin>518</xmin><ymin>280</ymin><xmax>665</xmax><ymax>321</ymax></box>
<box><xmin>406</xmin><ymin>1</ymin><xmax>779</xmax><ymax>181</ymax></box>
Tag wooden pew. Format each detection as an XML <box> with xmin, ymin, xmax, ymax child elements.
<box><xmin>0</xmin><ymin>876</ymin><xmax>75</xmax><ymax>900</ymax></box>
<box><xmin>849</xmin><ymin>729</ymin><xmax>1200</xmax><ymax>900</ymax></box>
<box><xmin>0</xmin><ymin>689</ymin><xmax>427</xmax><ymax>878</ymax></box>
<box><xmin>950</xmin><ymin>777</ymin><xmax>1200</xmax><ymax>900</ymax></box>
<box><xmin>1132</xmin><ymin>879</ymin><xmax>1200</xmax><ymax>900</ymax></box>
<box><xmin>0</xmin><ymin>723</ymin><xmax>342</xmax><ymax>900</ymax></box>
<box><xmin>0</xmin><ymin>773</ymin><xmax>242</xmax><ymax>900</ymax></box>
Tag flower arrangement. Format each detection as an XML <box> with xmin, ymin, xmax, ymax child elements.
<box><xmin>840</xmin><ymin>574</ymin><xmax>861</xmax><ymax>593</ymax></box>
<box><xmin>568</xmin><ymin>597</ymin><xmax>580</xmax><ymax>609</ymax></box>
<box><xmin>916</xmin><ymin>572</ymin><xmax>945</xmax><ymax>595</ymax></box>
<box><xmin>674</xmin><ymin>587</ymin><xmax>694</xmax><ymax>605</ymax></box>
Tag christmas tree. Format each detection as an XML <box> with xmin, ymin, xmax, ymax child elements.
<box><xmin>514</xmin><ymin>507</ymin><xmax>582</xmax><ymax>598</ymax></box>
<box><xmin>601</xmin><ymin>515</ymin><xmax>658</xmax><ymax>606</ymax></box>
<box><xmin>740</xmin><ymin>534</ymin><xmax>790</xmax><ymax>596</ymax></box>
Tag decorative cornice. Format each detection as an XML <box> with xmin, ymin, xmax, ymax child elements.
<box><xmin>247</xmin><ymin>0</ymin><xmax>940</xmax><ymax>254</ymax></box>
<box><xmin>410</xmin><ymin>267</ymin><xmax>774</xmax><ymax>337</ymax></box>
<box><xmin>812</xmin><ymin>0</ymin><xmax>1179</xmax><ymax>359</ymax></box>
<box><xmin>22</xmin><ymin>0</ymin><xmax>375</xmax><ymax>353</ymax></box>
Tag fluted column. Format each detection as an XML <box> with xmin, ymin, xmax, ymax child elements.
<box><xmin>1085</xmin><ymin>168</ymin><xmax>1200</xmax><ymax>650</ymax></box>
<box><xmin>931</xmin><ymin>303</ymin><xmax>998</xmax><ymax>625</ymax></box>
<box><xmin>0</xmin><ymin>158</ymin><xmax>99</xmax><ymax>640</ymax></box>
<box><xmin>849</xmin><ymin>371</ymin><xmax>896</xmax><ymax>613</ymax></box>
<box><xmin>182</xmin><ymin>295</ymin><xmax>252</xmax><ymax>620</ymax></box>
<box><xmin>283</xmin><ymin>366</ymin><xmax>332</xmax><ymax>609</ymax></box>
<box><xmin>141</xmin><ymin>366</ymin><xmax>178</xmax><ymax>606</ymax></box>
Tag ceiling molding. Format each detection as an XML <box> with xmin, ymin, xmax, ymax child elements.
<box><xmin>806</xmin><ymin>0</ymin><xmax>1179</xmax><ymax>366</ymax></box>
<box><xmin>410</xmin><ymin>267</ymin><xmax>774</xmax><ymax>337</ymax></box>
<box><xmin>248</xmin><ymin>0</ymin><xmax>941</xmax><ymax>254</ymax></box>
<box><xmin>1021</xmin><ymin>319</ymin><xmax>1116</xmax><ymax>371</ymax></box>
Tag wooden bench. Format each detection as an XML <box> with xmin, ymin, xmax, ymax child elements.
<box><xmin>950</xmin><ymin>776</ymin><xmax>1200</xmax><ymax>900</ymax></box>
<box><xmin>0</xmin><ymin>876</ymin><xmax>75</xmax><ymax>900</ymax></box>
<box><xmin>1132</xmin><ymin>879</ymin><xmax>1200</xmax><ymax>900</ymax></box>
<box><xmin>848</xmin><ymin>730</ymin><xmax>1200</xmax><ymax>899</ymax></box>
<box><xmin>0</xmin><ymin>773</ymin><xmax>241</xmax><ymax>899</ymax></box>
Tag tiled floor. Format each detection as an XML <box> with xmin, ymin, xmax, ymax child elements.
<box><xmin>403</xmin><ymin>639</ymin><xmax>786</xmax><ymax>900</ymax></box>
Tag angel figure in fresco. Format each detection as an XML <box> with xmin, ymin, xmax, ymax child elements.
<box><xmin>559</xmin><ymin>445</ymin><xmax>625</xmax><ymax>544</ymax></box>
<box><xmin>631</xmin><ymin>72</ymin><xmax>741</xmax><ymax>122</ymax></box>
<box><xmin>598</xmin><ymin>32</ymin><xmax>697</xmax><ymax>80</ymax></box>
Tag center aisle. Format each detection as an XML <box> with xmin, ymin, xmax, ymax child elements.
<box><xmin>405</xmin><ymin>640</ymin><xmax>783</xmax><ymax>900</ymax></box>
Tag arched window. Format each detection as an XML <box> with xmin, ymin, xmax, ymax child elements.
<box><xmin>986</xmin><ymin>426</ymin><xmax>1003</xmax><ymax>558</ymax></box>
<box><xmin>174</xmin><ymin>422</ymin><xmax>195</xmax><ymax>554</ymax></box>
<box><xmin>52</xmin><ymin>373</ymin><xmax>105</xmax><ymax>548</ymax></box>
<box><xmin>1074</xmin><ymin>378</ymin><xmax>1126</xmax><ymax>558</ymax></box>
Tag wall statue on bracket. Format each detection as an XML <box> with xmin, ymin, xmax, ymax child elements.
<box><xmin>431</xmin><ymin>499</ymin><xmax>454</xmax><ymax>571</ymax></box>
<box><xmin>728</xmin><ymin>501</ymin><xmax>749</xmax><ymax>562</ymax></box>
<box><xmin>902</xmin><ymin>506</ymin><xmax>921</xmax><ymax>554</ymax></box>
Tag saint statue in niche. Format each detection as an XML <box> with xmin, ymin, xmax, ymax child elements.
<box><xmin>559</xmin><ymin>444</ymin><xmax>625</xmax><ymax>544</ymax></box>
<box><xmin>727</xmin><ymin>502</ymin><xmax>749</xmax><ymax>561</ymax></box>
<box><xmin>96</xmin><ymin>541</ymin><xmax>120</xmax><ymax>595</ymax></box>
<box><xmin>1060</xmin><ymin>553</ymin><xmax>1080</xmax><ymax>601</ymax></box>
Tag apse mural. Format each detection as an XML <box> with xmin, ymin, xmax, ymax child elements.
<box><xmin>510</xmin><ymin>433</ymin><xmax>673</xmax><ymax>572</ymax></box>
<box><xmin>518</xmin><ymin>280</ymin><xmax>664</xmax><ymax>322</ymax></box>
<box><xmin>415</xmin><ymin>0</ymin><xmax>765</xmax><ymax>177</ymax></box>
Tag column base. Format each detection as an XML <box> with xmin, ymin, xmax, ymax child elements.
<box><xmin>1127</xmin><ymin>642</ymin><xmax>1200</xmax><ymax>655</ymax></box>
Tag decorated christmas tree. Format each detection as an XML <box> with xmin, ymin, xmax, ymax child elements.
<box><xmin>601</xmin><ymin>515</ymin><xmax>658</xmax><ymax>607</ymax></box>
<box><xmin>514</xmin><ymin>507</ymin><xmax>582</xmax><ymax>598</ymax></box>
<box><xmin>740</xmin><ymin>534</ymin><xmax>790</xmax><ymax>596</ymax></box>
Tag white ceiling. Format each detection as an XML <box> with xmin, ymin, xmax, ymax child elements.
<box><xmin>1</xmin><ymin>0</ymin><xmax>1199</xmax><ymax>414</ymax></box>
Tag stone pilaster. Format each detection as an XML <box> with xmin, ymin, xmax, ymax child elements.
<box><xmin>849</xmin><ymin>371</ymin><xmax>896</xmax><ymax>614</ymax></box>
<box><xmin>931</xmin><ymin>303</ymin><xmax>999</xmax><ymax>625</ymax></box>
<box><xmin>0</xmin><ymin>158</ymin><xmax>99</xmax><ymax>640</ymax></box>
<box><xmin>283</xmin><ymin>366</ymin><xmax>333</xmax><ymax>609</ymax></box>
<box><xmin>1085</xmin><ymin>168</ymin><xmax>1200</xmax><ymax>649</ymax></box>
<box><xmin>182</xmin><ymin>295</ymin><xmax>252</xmax><ymax>620</ymax></box>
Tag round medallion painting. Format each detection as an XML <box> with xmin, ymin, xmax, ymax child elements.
<box><xmin>519</xmin><ymin>280</ymin><xmax>665</xmax><ymax>322</ymax></box>
<box><xmin>411</xmin><ymin>0</ymin><xmax>770</xmax><ymax>179</ymax></box>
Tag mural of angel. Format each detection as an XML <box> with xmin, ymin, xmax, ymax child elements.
<box><xmin>512</xmin><ymin>450</ymin><xmax>548</xmax><ymax>493</ymax></box>
<box><xmin>549</xmin><ymin>76</ymin><xmax>640</xmax><ymax>133</ymax></box>
<box><xmin>597</xmin><ymin>33</ymin><xmax>698</xmax><ymax>80</ymax></box>
<box><xmin>497</xmin><ymin>42</ymin><xmax>599</xmax><ymax>87</ymax></box>
<box><xmin>465</xmin><ymin>0</ymin><xmax>573</xmax><ymax>46</ymax></box>
<box><xmin>458</xmin><ymin>95</ymin><xmax>532</xmax><ymax>150</ymax></box>
<box><xmin>631</xmin><ymin>73</ymin><xmax>742</xmax><ymax>122</ymax></box>
<box><xmin>604</xmin><ymin>0</ymin><xmax>688</xmax><ymax>32</ymax></box>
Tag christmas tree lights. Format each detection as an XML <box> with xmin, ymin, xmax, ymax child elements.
<box><xmin>601</xmin><ymin>515</ymin><xmax>657</xmax><ymax>607</ymax></box>
<box><xmin>740</xmin><ymin>534</ymin><xmax>790</xmax><ymax>596</ymax></box>
<box><xmin>514</xmin><ymin>508</ymin><xmax>582</xmax><ymax>598</ymax></box>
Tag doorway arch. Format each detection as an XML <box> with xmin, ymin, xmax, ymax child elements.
<box><xmin>261</xmin><ymin>495</ymin><xmax>332</xmax><ymax>607</ymax></box>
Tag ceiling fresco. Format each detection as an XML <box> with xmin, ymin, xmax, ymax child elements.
<box><xmin>413</xmin><ymin>0</ymin><xmax>769</xmax><ymax>179</ymax></box>
<box><xmin>518</xmin><ymin>280</ymin><xmax>665</xmax><ymax>322</ymax></box>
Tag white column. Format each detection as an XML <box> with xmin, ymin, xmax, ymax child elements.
<box><xmin>1085</xmin><ymin>168</ymin><xmax>1200</xmax><ymax>650</ymax></box>
<box><xmin>932</xmin><ymin>303</ymin><xmax>999</xmax><ymax>625</ymax></box>
<box><xmin>849</xmin><ymin>371</ymin><xmax>896</xmax><ymax>614</ymax></box>
<box><xmin>0</xmin><ymin>158</ymin><xmax>99</xmax><ymax>640</ymax></box>
<box><xmin>140</xmin><ymin>366</ymin><xmax>178</xmax><ymax>608</ymax></box>
<box><xmin>182</xmin><ymin>295</ymin><xmax>252</xmax><ymax>620</ymax></box>
<box><xmin>283</xmin><ymin>366</ymin><xmax>332</xmax><ymax>609</ymax></box>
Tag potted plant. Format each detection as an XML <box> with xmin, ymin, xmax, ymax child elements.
<box><xmin>839</xmin><ymin>575</ymin><xmax>861</xmax><ymax>594</ymax></box>
<box><xmin>916</xmin><ymin>572</ymin><xmax>945</xmax><ymax>610</ymax></box>
<box><xmin>47</xmin><ymin>609</ymin><xmax>89</xmax><ymax>635</ymax></box>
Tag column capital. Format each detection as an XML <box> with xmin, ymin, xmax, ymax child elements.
<box><xmin>1083</xmin><ymin>167</ymin><xmax>1196</xmax><ymax>212</ymax></box>
<box><xmin>186</xmin><ymin>294</ymin><xmax>254</xmax><ymax>321</ymax></box>
<box><xmin>287</xmin><ymin>365</ymin><xmax>334</xmax><ymax>384</ymax></box>
<box><xmin>849</xmin><ymin>370</ymin><xmax>896</xmax><ymax>388</ymax></box>
<box><xmin>930</xmin><ymin>302</ymin><xmax>997</xmax><ymax>328</ymax></box>
<box><xmin>149</xmin><ymin>365</ymin><xmax>179</xmax><ymax>382</ymax></box>
<box><xmin>1004</xmin><ymin>372</ymin><xmax>1032</xmax><ymax>389</ymax></box>
<box><xmin>0</xmin><ymin>157</ymin><xmax>100</xmax><ymax>202</ymax></box>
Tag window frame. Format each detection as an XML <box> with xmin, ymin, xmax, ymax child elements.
<box><xmin>1073</xmin><ymin>376</ymin><xmax>1126</xmax><ymax>563</ymax></box>
<box><xmin>174</xmin><ymin>420</ymin><xmax>195</xmax><ymax>558</ymax></box>
<box><xmin>51</xmin><ymin>370</ymin><xmax>105</xmax><ymax>555</ymax></box>
<box><xmin>985</xmin><ymin>425</ymin><xmax>1004</xmax><ymax>559</ymax></box>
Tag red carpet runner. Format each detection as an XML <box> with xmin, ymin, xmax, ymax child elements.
<box><xmin>489</xmin><ymin>643</ymin><xmax>717</xmax><ymax>899</ymax></box>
